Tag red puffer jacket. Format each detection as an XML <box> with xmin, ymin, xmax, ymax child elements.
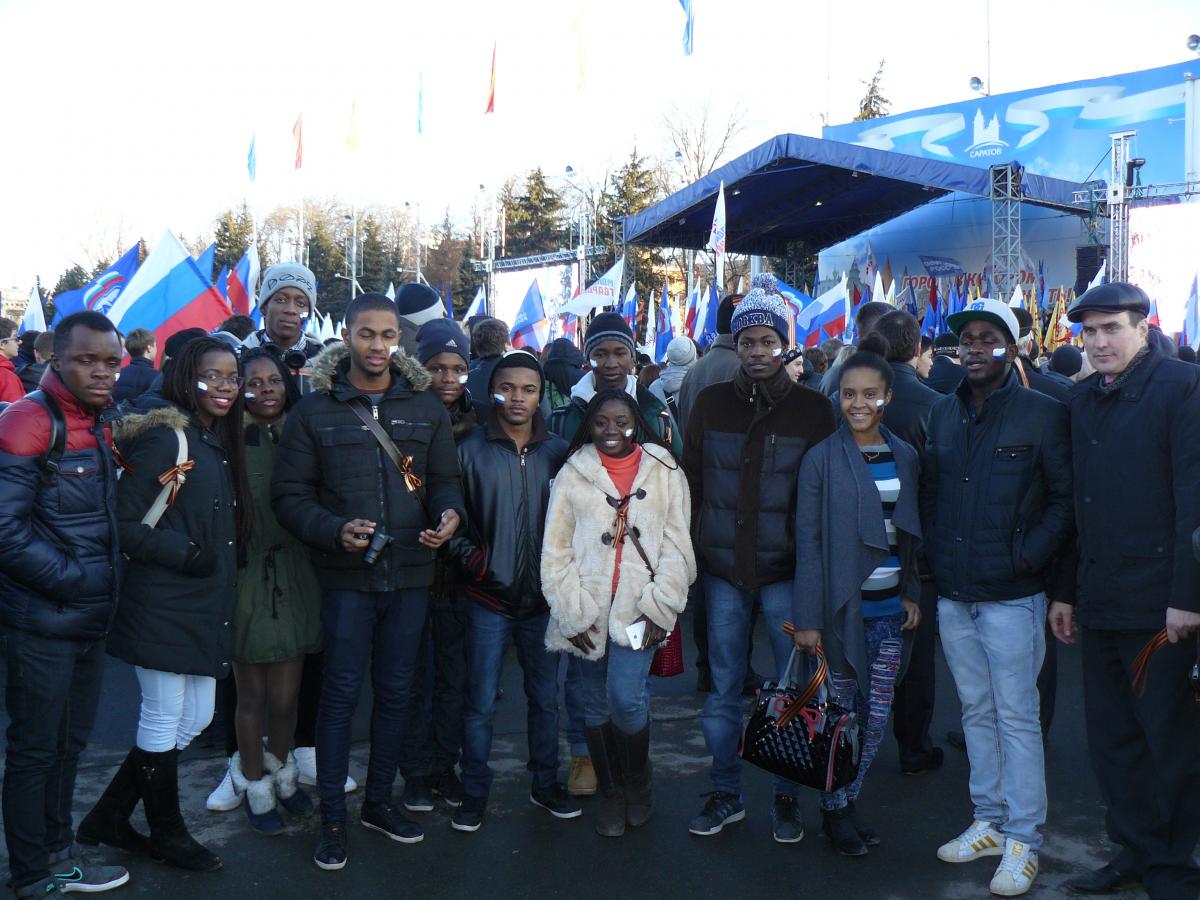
<box><xmin>0</xmin><ymin>355</ymin><xmax>22</xmax><ymax>404</ymax></box>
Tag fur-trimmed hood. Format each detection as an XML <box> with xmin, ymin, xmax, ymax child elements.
<box><xmin>113</xmin><ymin>403</ymin><xmax>190</xmax><ymax>441</ymax></box>
<box><xmin>308</xmin><ymin>341</ymin><xmax>432</xmax><ymax>395</ymax></box>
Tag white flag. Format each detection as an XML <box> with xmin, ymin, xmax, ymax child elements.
<box><xmin>560</xmin><ymin>258</ymin><xmax>624</xmax><ymax>316</ymax></box>
<box><xmin>1086</xmin><ymin>261</ymin><xmax>1106</xmax><ymax>293</ymax></box>
<box><xmin>1008</xmin><ymin>283</ymin><xmax>1024</xmax><ymax>308</ymax></box>
<box><xmin>385</xmin><ymin>282</ymin><xmax>396</xmax><ymax>301</ymax></box>
<box><xmin>18</xmin><ymin>285</ymin><xmax>45</xmax><ymax>334</ymax></box>
<box><xmin>872</xmin><ymin>269</ymin><xmax>886</xmax><ymax>304</ymax></box>
<box><xmin>707</xmin><ymin>182</ymin><xmax>727</xmax><ymax>294</ymax></box>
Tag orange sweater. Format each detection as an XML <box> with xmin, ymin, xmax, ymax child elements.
<box><xmin>599</xmin><ymin>445</ymin><xmax>643</xmax><ymax>598</ymax></box>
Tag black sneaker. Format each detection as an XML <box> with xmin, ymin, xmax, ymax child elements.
<box><xmin>529</xmin><ymin>783</ymin><xmax>582</xmax><ymax>819</ymax></box>
<box><xmin>901</xmin><ymin>746</ymin><xmax>945</xmax><ymax>775</ymax></box>
<box><xmin>360</xmin><ymin>800</ymin><xmax>424</xmax><ymax>844</ymax></box>
<box><xmin>431</xmin><ymin>768</ymin><xmax>464</xmax><ymax>808</ymax></box>
<box><xmin>688</xmin><ymin>792</ymin><xmax>746</xmax><ymax>836</ymax></box>
<box><xmin>771</xmin><ymin>795</ymin><xmax>805</xmax><ymax>844</ymax></box>
<box><xmin>451</xmin><ymin>795</ymin><xmax>487</xmax><ymax>832</ymax></box>
<box><xmin>51</xmin><ymin>850</ymin><xmax>130</xmax><ymax>893</ymax></box>
<box><xmin>401</xmin><ymin>776</ymin><xmax>434</xmax><ymax>813</ymax></box>
<box><xmin>313</xmin><ymin>820</ymin><xmax>348</xmax><ymax>871</ymax></box>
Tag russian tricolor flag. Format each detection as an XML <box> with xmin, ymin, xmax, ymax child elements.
<box><xmin>226</xmin><ymin>247</ymin><xmax>260</xmax><ymax>320</ymax></box>
<box><xmin>797</xmin><ymin>277</ymin><xmax>848</xmax><ymax>348</ymax></box>
<box><xmin>105</xmin><ymin>231</ymin><xmax>232</xmax><ymax>365</ymax></box>
<box><xmin>509</xmin><ymin>279</ymin><xmax>549</xmax><ymax>352</ymax></box>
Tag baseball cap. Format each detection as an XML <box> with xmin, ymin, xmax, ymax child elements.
<box><xmin>947</xmin><ymin>298</ymin><xmax>1020</xmax><ymax>345</ymax></box>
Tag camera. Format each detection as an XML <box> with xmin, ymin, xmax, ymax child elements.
<box><xmin>362</xmin><ymin>528</ymin><xmax>394</xmax><ymax>566</ymax></box>
<box><xmin>262</xmin><ymin>341</ymin><xmax>309</xmax><ymax>373</ymax></box>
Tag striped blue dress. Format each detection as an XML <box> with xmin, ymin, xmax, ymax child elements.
<box><xmin>859</xmin><ymin>443</ymin><xmax>902</xmax><ymax>619</ymax></box>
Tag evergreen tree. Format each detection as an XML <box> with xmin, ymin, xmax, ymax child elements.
<box><xmin>51</xmin><ymin>265</ymin><xmax>90</xmax><ymax>298</ymax></box>
<box><xmin>359</xmin><ymin>215</ymin><xmax>391</xmax><ymax>294</ymax></box>
<box><xmin>854</xmin><ymin>60</ymin><xmax>890</xmax><ymax>121</ymax></box>
<box><xmin>306</xmin><ymin>210</ymin><xmax>349</xmax><ymax>322</ymax></box>
<box><xmin>212</xmin><ymin>205</ymin><xmax>262</xmax><ymax>272</ymax></box>
<box><xmin>598</xmin><ymin>148</ymin><xmax>666</xmax><ymax>310</ymax></box>
<box><xmin>503</xmin><ymin>168</ymin><xmax>567</xmax><ymax>258</ymax></box>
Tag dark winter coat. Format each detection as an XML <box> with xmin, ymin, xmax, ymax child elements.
<box><xmin>925</xmin><ymin>355</ymin><xmax>962</xmax><ymax>395</ymax></box>
<box><xmin>112</xmin><ymin>356</ymin><xmax>158</xmax><ymax>404</ymax></box>
<box><xmin>683</xmin><ymin>368</ymin><xmax>836</xmax><ymax>590</ymax></box>
<box><xmin>675</xmin><ymin>334</ymin><xmax>739</xmax><ymax>431</ymax></box>
<box><xmin>549</xmin><ymin>373</ymin><xmax>682</xmax><ymax>457</ymax></box>
<box><xmin>1069</xmin><ymin>346</ymin><xmax>1200</xmax><ymax>628</ymax></box>
<box><xmin>794</xmin><ymin>424</ymin><xmax>921</xmax><ymax>697</ymax></box>
<box><xmin>106</xmin><ymin>404</ymin><xmax>238</xmax><ymax>678</ymax></box>
<box><xmin>19</xmin><ymin>361</ymin><xmax>48</xmax><ymax>394</ymax></box>
<box><xmin>0</xmin><ymin>369</ymin><xmax>121</xmax><ymax>640</ymax></box>
<box><xmin>430</xmin><ymin>393</ymin><xmax>479</xmax><ymax>606</ymax></box>
<box><xmin>445</xmin><ymin>410</ymin><xmax>569</xmax><ymax>620</ymax></box>
<box><xmin>882</xmin><ymin>362</ymin><xmax>940</xmax><ymax>460</ymax></box>
<box><xmin>1017</xmin><ymin>355</ymin><xmax>1070</xmax><ymax>404</ymax></box>
<box><xmin>920</xmin><ymin>370</ymin><xmax>1074</xmax><ymax>603</ymax></box>
<box><xmin>465</xmin><ymin>354</ymin><xmax>503</xmax><ymax>416</ymax></box>
<box><xmin>271</xmin><ymin>343</ymin><xmax>465</xmax><ymax>593</ymax></box>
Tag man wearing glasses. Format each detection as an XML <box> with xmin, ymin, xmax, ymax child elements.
<box><xmin>920</xmin><ymin>298</ymin><xmax>1073</xmax><ymax>897</ymax></box>
<box><xmin>242</xmin><ymin>263</ymin><xmax>324</xmax><ymax>363</ymax></box>
<box><xmin>0</xmin><ymin>318</ymin><xmax>22</xmax><ymax>403</ymax></box>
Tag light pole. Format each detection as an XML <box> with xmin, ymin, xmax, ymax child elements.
<box><xmin>479</xmin><ymin>184</ymin><xmax>497</xmax><ymax>316</ymax></box>
<box><xmin>564</xmin><ymin>165</ymin><xmax>595</xmax><ymax>289</ymax></box>
<box><xmin>404</xmin><ymin>201</ymin><xmax>423</xmax><ymax>285</ymax></box>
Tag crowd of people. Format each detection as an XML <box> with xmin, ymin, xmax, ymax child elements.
<box><xmin>0</xmin><ymin>265</ymin><xmax>1198</xmax><ymax>899</ymax></box>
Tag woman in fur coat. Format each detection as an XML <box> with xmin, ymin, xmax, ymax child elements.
<box><xmin>541</xmin><ymin>389</ymin><xmax>696</xmax><ymax>837</ymax></box>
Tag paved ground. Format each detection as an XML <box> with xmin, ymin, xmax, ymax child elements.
<box><xmin>0</xmin><ymin>611</ymin><xmax>1149</xmax><ymax>899</ymax></box>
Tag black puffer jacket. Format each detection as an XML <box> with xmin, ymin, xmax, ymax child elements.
<box><xmin>683</xmin><ymin>368</ymin><xmax>836</xmax><ymax>590</ymax></box>
<box><xmin>0</xmin><ymin>370</ymin><xmax>122</xmax><ymax>640</ymax></box>
<box><xmin>445</xmin><ymin>410</ymin><xmax>568</xmax><ymax>619</ymax></box>
<box><xmin>925</xmin><ymin>355</ymin><xmax>962</xmax><ymax>395</ymax></box>
<box><xmin>920</xmin><ymin>370</ymin><xmax>1074</xmax><ymax>603</ymax></box>
<box><xmin>271</xmin><ymin>343</ymin><xmax>465</xmax><ymax>593</ymax></box>
<box><xmin>1069</xmin><ymin>347</ymin><xmax>1200</xmax><ymax>628</ymax></box>
<box><xmin>882</xmin><ymin>362</ymin><xmax>940</xmax><ymax>459</ymax></box>
<box><xmin>106</xmin><ymin>404</ymin><xmax>238</xmax><ymax>678</ymax></box>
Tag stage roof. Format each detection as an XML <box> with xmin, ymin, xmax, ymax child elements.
<box><xmin>622</xmin><ymin>133</ymin><xmax>1101</xmax><ymax>256</ymax></box>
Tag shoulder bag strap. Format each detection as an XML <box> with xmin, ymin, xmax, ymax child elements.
<box><xmin>347</xmin><ymin>399</ymin><xmax>424</xmax><ymax>495</ymax></box>
<box><xmin>142</xmin><ymin>427</ymin><xmax>190</xmax><ymax>528</ymax></box>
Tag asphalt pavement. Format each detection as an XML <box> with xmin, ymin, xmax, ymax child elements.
<box><xmin>0</xmin><ymin>610</ymin><xmax>1150</xmax><ymax>899</ymax></box>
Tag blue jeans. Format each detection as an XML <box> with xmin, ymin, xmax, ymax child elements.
<box><xmin>461</xmin><ymin>603</ymin><xmax>560</xmax><ymax>800</ymax></box>
<box><xmin>577</xmin><ymin>642</ymin><xmax>656</xmax><ymax>733</ymax></box>
<box><xmin>701</xmin><ymin>575</ymin><xmax>799</xmax><ymax>799</ymax></box>
<box><xmin>563</xmin><ymin>656</ymin><xmax>588</xmax><ymax>757</ymax></box>
<box><xmin>2</xmin><ymin>631</ymin><xmax>104</xmax><ymax>891</ymax></box>
<box><xmin>939</xmin><ymin>594</ymin><xmax>1047</xmax><ymax>849</ymax></box>
<box><xmin>316</xmin><ymin>588</ymin><xmax>429</xmax><ymax>822</ymax></box>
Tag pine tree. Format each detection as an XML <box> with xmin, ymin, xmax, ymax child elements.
<box><xmin>503</xmin><ymin>168</ymin><xmax>567</xmax><ymax>258</ymax></box>
<box><xmin>854</xmin><ymin>60</ymin><xmax>890</xmax><ymax>122</ymax></box>
<box><xmin>598</xmin><ymin>148</ymin><xmax>666</xmax><ymax>308</ymax></box>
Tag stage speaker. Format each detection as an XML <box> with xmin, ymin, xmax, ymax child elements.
<box><xmin>1075</xmin><ymin>245</ymin><xmax>1108</xmax><ymax>295</ymax></box>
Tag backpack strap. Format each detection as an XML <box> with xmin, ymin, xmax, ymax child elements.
<box><xmin>141</xmin><ymin>427</ymin><xmax>190</xmax><ymax>528</ymax></box>
<box><xmin>26</xmin><ymin>390</ymin><xmax>66</xmax><ymax>487</ymax></box>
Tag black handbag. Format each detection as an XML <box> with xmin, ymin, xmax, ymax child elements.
<box><xmin>738</xmin><ymin>640</ymin><xmax>862</xmax><ymax>793</ymax></box>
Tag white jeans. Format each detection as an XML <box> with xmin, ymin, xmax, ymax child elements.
<box><xmin>134</xmin><ymin>667</ymin><xmax>216</xmax><ymax>753</ymax></box>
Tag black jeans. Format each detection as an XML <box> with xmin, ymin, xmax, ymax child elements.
<box><xmin>2</xmin><ymin>631</ymin><xmax>105</xmax><ymax>890</ymax></box>
<box><xmin>400</xmin><ymin>593</ymin><xmax>467</xmax><ymax>778</ymax></box>
<box><xmin>316</xmin><ymin>588</ymin><xmax>428</xmax><ymax>822</ymax></box>
<box><xmin>1082</xmin><ymin>627</ymin><xmax>1200</xmax><ymax>899</ymax></box>
<box><xmin>892</xmin><ymin>579</ymin><xmax>937</xmax><ymax>766</ymax></box>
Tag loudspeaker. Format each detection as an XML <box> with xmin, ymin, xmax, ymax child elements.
<box><xmin>1075</xmin><ymin>245</ymin><xmax>1108</xmax><ymax>295</ymax></box>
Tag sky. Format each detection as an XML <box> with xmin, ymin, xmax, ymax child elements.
<box><xmin>1</xmin><ymin>0</ymin><xmax>1196</xmax><ymax>290</ymax></box>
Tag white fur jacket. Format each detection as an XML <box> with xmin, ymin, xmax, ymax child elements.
<box><xmin>541</xmin><ymin>443</ymin><xmax>696</xmax><ymax>660</ymax></box>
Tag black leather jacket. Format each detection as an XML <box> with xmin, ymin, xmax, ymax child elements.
<box><xmin>445</xmin><ymin>410</ymin><xmax>568</xmax><ymax>619</ymax></box>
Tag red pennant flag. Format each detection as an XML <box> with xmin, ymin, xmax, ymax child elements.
<box><xmin>293</xmin><ymin>114</ymin><xmax>303</xmax><ymax>170</ymax></box>
<box><xmin>485</xmin><ymin>43</ymin><xmax>496</xmax><ymax>114</ymax></box>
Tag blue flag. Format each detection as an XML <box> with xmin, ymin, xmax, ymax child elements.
<box><xmin>698</xmin><ymin>282</ymin><xmax>719</xmax><ymax>349</ymax></box>
<box><xmin>654</xmin><ymin>282</ymin><xmax>674</xmax><ymax>362</ymax></box>
<box><xmin>247</xmin><ymin>134</ymin><xmax>257</xmax><ymax>182</ymax></box>
<box><xmin>196</xmin><ymin>243</ymin><xmax>216</xmax><ymax>284</ymax></box>
<box><xmin>51</xmin><ymin>246</ymin><xmax>141</xmax><ymax>324</ymax></box>
<box><xmin>679</xmin><ymin>0</ymin><xmax>694</xmax><ymax>54</ymax></box>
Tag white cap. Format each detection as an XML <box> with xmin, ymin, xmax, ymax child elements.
<box><xmin>947</xmin><ymin>297</ymin><xmax>1020</xmax><ymax>345</ymax></box>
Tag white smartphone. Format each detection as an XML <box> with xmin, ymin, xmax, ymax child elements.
<box><xmin>625</xmin><ymin>620</ymin><xmax>647</xmax><ymax>650</ymax></box>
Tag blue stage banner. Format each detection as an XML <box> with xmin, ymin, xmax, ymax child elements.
<box><xmin>919</xmin><ymin>255</ymin><xmax>966</xmax><ymax>278</ymax></box>
<box><xmin>823</xmin><ymin>60</ymin><xmax>1191</xmax><ymax>185</ymax></box>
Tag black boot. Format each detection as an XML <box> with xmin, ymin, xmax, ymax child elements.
<box><xmin>584</xmin><ymin>724</ymin><xmax>624</xmax><ymax>838</ymax></box>
<box><xmin>137</xmin><ymin>748</ymin><xmax>222</xmax><ymax>871</ymax></box>
<box><xmin>846</xmin><ymin>800</ymin><xmax>880</xmax><ymax>847</ymax></box>
<box><xmin>612</xmin><ymin>724</ymin><xmax>652</xmax><ymax>827</ymax></box>
<box><xmin>822</xmin><ymin>806</ymin><xmax>868</xmax><ymax>857</ymax></box>
<box><xmin>76</xmin><ymin>748</ymin><xmax>154</xmax><ymax>856</ymax></box>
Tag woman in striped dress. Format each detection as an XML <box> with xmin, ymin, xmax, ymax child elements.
<box><xmin>792</xmin><ymin>333</ymin><xmax>923</xmax><ymax>857</ymax></box>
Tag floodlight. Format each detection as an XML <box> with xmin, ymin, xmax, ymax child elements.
<box><xmin>1188</xmin><ymin>34</ymin><xmax>1200</xmax><ymax>53</ymax></box>
<box><xmin>969</xmin><ymin>76</ymin><xmax>985</xmax><ymax>94</ymax></box>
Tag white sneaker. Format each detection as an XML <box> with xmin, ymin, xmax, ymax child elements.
<box><xmin>989</xmin><ymin>839</ymin><xmax>1038</xmax><ymax>896</ymax></box>
<box><xmin>206</xmin><ymin>766</ymin><xmax>243</xmax><ymax>811</ymax></box>
<box><xmin>294</xmin><ymin>745</ymin><xmax>358</xmax><ymax>793</ymax></box>
<box><xmin>937</xmin><ymin>820</ymin><xmax>1005</xmax><ymax>863</ymax></box>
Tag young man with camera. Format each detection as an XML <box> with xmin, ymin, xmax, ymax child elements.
<box><xmin>241</xmin><ymin>263</ymin><xmax>324</xmax><ymax>364</ymax></box>
<box><xmin>271</xmin><ymin>292</ymin><xmax>464</xmax><ymax>872</ymax></box>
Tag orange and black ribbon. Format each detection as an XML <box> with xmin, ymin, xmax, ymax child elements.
<box><xmin>157</xmin><ymin>459</ymin><xmax>195</xmax><ymax>507</ymax></box>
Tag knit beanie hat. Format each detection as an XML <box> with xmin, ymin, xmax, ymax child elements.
<box><xmin>584</xmin><ymin>311</ymin><xmax>635</xmax><ymax>358</ymax></box>
<box><xmin>730</xmin><ymin>273</ymin><xmax>792</xmax><ymax>344</ymax></box>
<box><xmin>716</xmin><ymin>293</ymin><xmax>744</xmax><ymax>334</ymax></box>
<box><xmin>259</xmin><ymin>263</ymin><xmax>317</xmax><ymax>311</ymax></box>
<box><xmin>395</xmin><ymin>283</ymin><xmax>445</xmax><ymax>328</ymax></box>
<box><xmin>415</xmin><ymin>318</ymin><xmax>469</xmax><ymax>365</ymax></box>
<box><xmin>665</xmin><ymin>335</ymin><xmax>697</xmax><ymax>367</ymax></box>
<box><xmin>489</xmin><ymin>349</ymin><xmax>545</xmax><ymax>400</ymax></box>
<box><xmin>1049</xmin><ymin>344</ymin><xmax>1083</xmax><ymax>377</ymax></box>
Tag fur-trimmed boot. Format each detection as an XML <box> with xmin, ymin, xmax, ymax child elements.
<box><xmin>230</xmin><ymin>752</ymin><xmax>284</xmax><ymax>836</ymax></box>
<box><xmin>264</xmin><ymin>750</ymin><xmax>314</xmax><ymax>818</ymax></box>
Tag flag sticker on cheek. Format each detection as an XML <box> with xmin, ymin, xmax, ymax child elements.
<box><xmin>992</xmin><ymin>348</ymin><xmax>1007</xmax><ymax>359</ymax></box>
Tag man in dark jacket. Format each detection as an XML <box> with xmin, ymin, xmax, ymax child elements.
<box><xmin>464</xmin><ymin>318</ymin><xmax>509</xmax><ymax>411</ymax></box>
<box><xmin>870</xmin><ymin>311</ymin><xmax>945</xmax><ymax>775</ymax></box>
<box><xmin>1012</xmin><ymin>309</ymin><xmax>1069</xmax><ymax>404</ymax></box>
<box><xmin>444</xmin><ymin>351</ymin><xmax>576</xmax><ymax>832</ymax></box>
<box><xmin>1051</xmin><ymin>283</ymin><xmax>1200</xmax><ymax>899</ymax></box>
<box><xmin>112</xmin><ymin>327</ymin><xmax>158</xmax><ymax>404</ymax></box>
<box><xmin>241</xmin><ymin>263</ymin><xmax>324</xmax><ymax>362</ymax></box>
<box><xmin>18</xmin><ymin>331</ymin><xmax>53</xmax><ymax>394</ymax></box>
<box><xmin>925</xmin><ymin>332</ymin><xmax>962</xmax><ymax>394</ymax></box>
<box><xmin>0</xmin><ymin>312</ymin><xmax>130</xmax><ymax>897</ymax></box>
<box><xmin>684</xmin><ymin>280</ymin><xmax>835</xmax><ymax>844</ymax></box>
<box><xmin>821</xmin><ymin>301</ymin><xmax>893</xmax><ymax>398</ymax></box>
<box><xmin>921</xmin><ymin>299</ymin><xmax>1073</xmax><ymax>896</ymax></box>
<box><xmin>398</xmin><ymin>319</ymin><xmax>478</xmax><ymax>813</ymax></box>
<box><xmin>272</xmin><ymin>292</ymin><xmax>465</xmax><ymax>872</ymax></box>
<box><xmin>675</xmin><ymin>293</ymin><xmax>743</xmax><ymax>430</ymax></box>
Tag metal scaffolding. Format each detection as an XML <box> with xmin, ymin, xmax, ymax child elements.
<box><xmin>990</xmin><ymin>163</ymin><xmax>1021</xmax><ymax>298</ymax></box>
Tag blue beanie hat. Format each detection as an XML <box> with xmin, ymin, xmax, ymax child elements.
<box><xmin>730</xmin><ymin>273</ymin><xmax>792</xmax><ymax>345</ymax></box>
<box><xmin>415</xmin><ymin>318</ymin><xmax>469</xmax><ymax>365</ymax></box>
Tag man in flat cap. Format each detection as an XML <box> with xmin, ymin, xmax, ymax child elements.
<box><xmin>1052</xmin><ymin>282</ymin><xmax>1200</xmax><ymax>898</ymax></box>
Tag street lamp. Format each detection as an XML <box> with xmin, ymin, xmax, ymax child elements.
<box><xmin>1188</xmin><ymin>34</ymin><xmax>1200</xmax><ymax>54</ymax></box>
<box><xmin>969</xmin><ymin>76</ymin><xmax>989</xmax><ymax>96</ymax></box>
<box><xmin>404</xmin><ymin>201</ymin><xmax>423</xmax><ymax>285</ymax></box>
